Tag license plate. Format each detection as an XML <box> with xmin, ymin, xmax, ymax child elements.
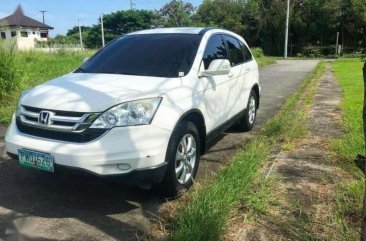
<box><xmin>18</xmin><ymin>149</ymin><xmax>54</xmax><ymax>172</ymax></box>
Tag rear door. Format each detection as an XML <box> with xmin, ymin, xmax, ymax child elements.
<box><xmin>222</xmin><ymin>35</ymin><xmax>247</xmax><ymax>117</ymax></box>
<box><xmin>240</xmin><ymin>42</ymin><xmax>257</xmax><ymax>104</ymax></box>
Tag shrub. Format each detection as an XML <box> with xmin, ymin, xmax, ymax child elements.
<box><xmin>251</xmin><ymin>47</ymin><xmax>264</xmax><ymax>58</ymax></box>
<box><xmin>0</xmin><ymin>41</ymin><xmax>22</xmax><ymax>98</ymax></box>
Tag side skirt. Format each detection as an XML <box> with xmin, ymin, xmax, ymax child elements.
<box><xmin>205</xmin><ymin>108</ymin><xmax>247</xmax><ymax>151</ymax></box>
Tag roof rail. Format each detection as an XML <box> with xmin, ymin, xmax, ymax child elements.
<box><xmin>198</xmin><ymin>27</ymin><xmax>222</xmax><ymax>35</ymax></box>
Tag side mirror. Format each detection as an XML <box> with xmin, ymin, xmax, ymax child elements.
<box><xmin>200</xmin><ymin>59</ymin><xmax>231</xmax><ymax>77</ymax></box>
<box><xmin>83</xmin><ymin>57</ymin><xmax>89</xmax><ymax>64</ymax></box>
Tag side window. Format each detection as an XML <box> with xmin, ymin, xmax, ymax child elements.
<box><xmin>202</xmin><ymin>35</ymin><xmax>228</xmax><ymax>70</ymax></box>
<box><xmin>0</xmin><ymin>32</ymin><xmax>6</xmax><ymax>39</ymax></box>
<box><xmin>11</xmin><ymin>31</ymin><xmax>17</xmax><ymax>37</ymax></box>
<box><xmin>240</xmin><ymin>42</ymin><xmax>253</xmax><ymax>62</ymax></box>
<box><xmin>223</xmin><ymin>35</ymin><xmax>244</xmax><ymax>66</ymax></box>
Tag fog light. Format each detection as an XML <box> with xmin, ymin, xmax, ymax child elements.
<box><xmin>117</xmin><ymin>164</ymin><xmax>131</xmax><ymax>171</ymax></box>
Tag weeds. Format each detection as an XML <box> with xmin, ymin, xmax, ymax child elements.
<box><xmin>0</xmin><ymin>47</ymin><xmax>93</xmax><ymax>123</ymax></box>
<box><xmin>0</xmin><ymin>41</ymin><xmax>22</xmax><ymax>97</ymax></box>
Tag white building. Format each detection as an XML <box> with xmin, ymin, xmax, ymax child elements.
<box><xmin>0</xmin><ymin>5</ymin><xmax>53</xmax><ymax>50</ymax></box>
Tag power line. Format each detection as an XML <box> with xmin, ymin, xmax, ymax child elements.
<box><xmin>39</xmin><ymin>10</ymin><xmax>47</xmax><ymax>24</ymax></box>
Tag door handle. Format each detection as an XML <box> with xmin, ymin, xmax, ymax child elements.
<box><xmin>228</xmin><ymin>72</ymin><xmax>234</xmax><ymax>78</ymax></box>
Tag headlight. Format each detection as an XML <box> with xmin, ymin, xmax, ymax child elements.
<box><xmin>90</xmin><ymin>97</ymin><xmax>162</xmax><ymax>129</ymax></box>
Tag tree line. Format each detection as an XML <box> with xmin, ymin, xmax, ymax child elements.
<box><xmin>52</xmin><ymin>0</ymin><xmax>366</xmax><ymax>56</ymax></box>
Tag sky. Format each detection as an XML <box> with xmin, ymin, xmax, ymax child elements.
<box><xmin>0</xmin><ymin>0</ymin><xmax>203</xmax><ymax>37</ymax></box>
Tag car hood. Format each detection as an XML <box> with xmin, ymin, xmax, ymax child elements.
<box><xmin>21</xmin><ymin>73</ymin><xmax>181</xmax><ymax>112</ymax></box>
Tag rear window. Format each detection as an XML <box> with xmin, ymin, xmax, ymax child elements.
<box><xmin>76</xmin><ymin>34</ymin><xmax>202</xmax><ymax>78</ymax></box>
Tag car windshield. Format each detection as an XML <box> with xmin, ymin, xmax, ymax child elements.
<box><xmin>75</xmin><ymin>33</ymin><xmax>202</xmax><ymax>78</ymax></box>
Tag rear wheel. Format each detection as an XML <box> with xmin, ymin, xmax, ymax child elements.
<box><xmin>238</xmin><ymin>90</ymin><xmax>257</xmax><ymax>131</ymax></box>
<box><xmin>160</xmin><ymin>121</ymin><xmax>200</xmax><ymax>196</ymax></box>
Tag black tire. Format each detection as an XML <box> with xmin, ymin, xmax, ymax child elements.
<box><xmin>238</xmin><ymin>90</ymin><xmax>257</xmax><ymax>132</ymax></box>
<box><xmin>160</xmin><ymin>121</ymin><xmax>200</xmax><ymax>197</ymax></box>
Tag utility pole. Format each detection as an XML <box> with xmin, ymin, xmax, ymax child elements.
<box><xmin>284</xmin><ymin>0</ymin><xmax>290</xmax><ymax>58</ymax></box>
<box><xmin>130</xmin><ymin>0</ymin><xmax>135</xmax><ymax>10</ymax></box>
<box><xmin>78</xmin><ymin>19</ymin><xmax>83</xmax><ymax>49</ymax></box>
<box><xmin>101</xmin><ymin>14</ymin><xmax>105</xmax><ymax>47</ymax></box>
<box><xmin>335</xmin><ymin>32</ymin><xmax>339</xmax><ymax>56</ymax></box>
<box><xmin>40</xmin><ymin>10</ymin><xmax>47</xmax><ymax>24</ymax></box>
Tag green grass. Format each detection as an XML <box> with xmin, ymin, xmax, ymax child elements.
<box><xmin>167</xmin><ymin>62</ymin><xmax>326</xmax><ymax>241</ymax></box>
<box><xmin>335</xmin><ymin>180</ymin><xmax>364</xmax><ymax>237</ymax></box>
<box><xmin>332</xmin><ymin>60</ymin><xmax>365</xmax><ymax>161</ymax></box>
<box><xmin>0</xmin><ymin>50</ymin><xmax>93</xmax><ymax>123</ymax></box>
<box><xmin>256</xmin><ymin>56</ymin><xmax>277</xmax><ymax>67</ymax></box>
<box><xmin>332</xmin><ymin>60</ymin><xmax>365</xmax><ymax>238</ymax></box>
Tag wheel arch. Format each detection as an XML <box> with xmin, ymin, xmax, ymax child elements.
<box><xmin>173</xmin><ymin>109</ymin><xmax>207</xmax><ymax>155</ymax></box>
<box><xmin>251</xmin><ymin>84</ymin><xmax>260</xmax><ymax>109</ymax></box>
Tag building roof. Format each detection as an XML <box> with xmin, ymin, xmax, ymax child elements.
<box><xmin>0</xmin><ymin>5</ymin><xmax>53</xmax><ymax>30</ymax></box>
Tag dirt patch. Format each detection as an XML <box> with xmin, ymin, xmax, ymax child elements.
<box><xmin>228</xmin><ymin>63</ymin><xmax>353</xmax><ymax>240</ymax></box>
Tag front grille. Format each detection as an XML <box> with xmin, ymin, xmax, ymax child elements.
<box><xmin>20</xmin><ymin>105</ymin><xmax>100</xmax><ymax>132</ymax></box>
<box><xmin>16</xmin><ymin>118</ymin><xmax>108</xmax><ymax>143</ymax></box>
<box><xmin>16</xmin><ymin>105</ymin><xmax>107</xmax><ymax>143</ymax></box>
<box><xmin>23</xmin><ymin>106</ymin><xmax>85</xmax><ymax>118</ymax></box>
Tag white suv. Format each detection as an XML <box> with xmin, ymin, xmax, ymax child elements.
<box><xmin>5</xmin><ymin>27</ymin><xmax>260</xmax><ymax>194</ymax></box>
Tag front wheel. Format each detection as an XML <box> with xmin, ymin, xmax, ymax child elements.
<box><xmin>160</xmin><ymin>121</ymin><xmax>200</xmax><ymax>196</ymax></box>
<box><xmin>238</xmin><ymin>90</ymin><xmax>257</xmax><ymax>132</ymax></box>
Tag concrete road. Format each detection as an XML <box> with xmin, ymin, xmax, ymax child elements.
<box><xmin>0</xmin><ymin>60</ymin><xmax>319</xmax><ymax>241</ymax></box>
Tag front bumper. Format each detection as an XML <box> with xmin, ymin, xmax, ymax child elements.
<box><xmin>5</xmin><ymin>115</ymin><xmax>172</xmax><ymax>181</ymax></box>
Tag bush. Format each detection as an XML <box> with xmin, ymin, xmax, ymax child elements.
<box><xmin>251</xmin><ymin>47</ymin><xmax>264</xmax><ymax>58</ymax></box>
<box><xmin>0</xmin><ymin>41</ymin><xmax>22</xmax><ymax>97</ymax></box>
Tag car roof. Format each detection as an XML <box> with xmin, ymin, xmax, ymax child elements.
<box><xmin>129</xmin><ymin>27</ymin><xmax>219</xmax><ymax>35</ymax></box>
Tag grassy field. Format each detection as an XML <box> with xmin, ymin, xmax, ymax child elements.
<box><xmin>332</xmin><ymin>60</ymin><xmax>365</xmax><ymax>160</ymax></box>
<box><xmin>167</xmin><ymin>62</ymin><xmax>325</xmax><ymax>241</ymax></box>
<box><xmin>0</xmin><ymin>48</ymin><xmax>93</xmax><ymax>123</ymax></box>
<box><xmin>332</xmin><ymin>60</ymin><xmax>365</xmax><ymax>238</ymax></box>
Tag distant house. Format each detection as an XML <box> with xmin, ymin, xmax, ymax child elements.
<box><xmin>0</xmin><ymin>5</ymin><xmax>53</xmax><ymax>50</ymax></box>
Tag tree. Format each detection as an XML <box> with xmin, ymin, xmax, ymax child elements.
<box><xmin>195</xmin><ymin>0</ymin><xmax>246</xmax><ymax>36</ymax></box>
<box><xmin>66</xmin><ymin>26</ymin><xmax>92</xmax><ymax>46</ymax></box>
<box><xmin>155</xmin><ymin>0</ymin><xmax>195</xmax><ymax>27</ymax></box>
<box><xmin>66</xmin><ymin>10</ymin><xmax>155</xmax><ymax>48</ymax></box>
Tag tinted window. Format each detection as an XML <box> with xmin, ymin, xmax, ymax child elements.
<box><xmin>223</xmin><ymin>35</ymin><xmax>244</xmax><ymax>66</ymax></box>
<box><xmin>202</xmin><ymin>35</ymin><xmax>228</xmax><ymax>70</ymax></box>
<box><xmin>1</xmin><ymin>32</ymin><xmax>5</xmax><ymax>39</ymax></box>
<box><xmin>76</xmin><ymin>34</ymin><xmax>201</xmax><ymax>78</ymax></box>
<box><xmin>240</xmin><ymin>42</ymin><xmax>253</xmax><ymax>61</ymax></box>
